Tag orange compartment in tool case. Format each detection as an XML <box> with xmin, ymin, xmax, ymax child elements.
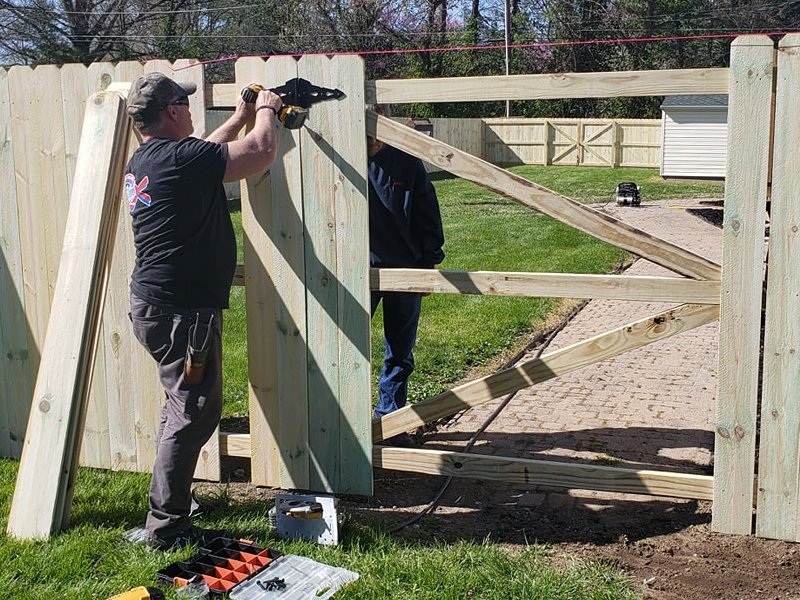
<box><xmin>157</xmin><ymin>538</ymin><xmax>281</xmax><ymax>594</ymax></box>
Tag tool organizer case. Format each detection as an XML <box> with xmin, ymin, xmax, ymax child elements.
<box><xmin>156</xmin><ymin>538</ymin><xmax>280</xmax><ymax>594</ymax></box>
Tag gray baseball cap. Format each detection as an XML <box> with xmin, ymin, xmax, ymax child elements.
<box><xmin>126</xmin><ymin>72</ymin><xmax>197</xmax><ymax>124</ymax></box>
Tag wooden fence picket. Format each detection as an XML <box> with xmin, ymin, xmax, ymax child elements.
<box><xmin>712</xmin><ymin>36</ymin><xmax>774</xmax><ymax>536</ymax></box>
<box><xmin>0</xmin><ymin>67</ymin><xmax>31</xmax><ymax>459</ymax></box>
<box><xmin>757</xmin><ymin>33</ymin><xmax>800</xmax><ymax>542</ymax></box>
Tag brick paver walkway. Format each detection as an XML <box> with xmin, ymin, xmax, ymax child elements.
<box><xmin>426</xmin><ymin>199</ymin><xmax>722</xmax><ymax>476</ymax></box>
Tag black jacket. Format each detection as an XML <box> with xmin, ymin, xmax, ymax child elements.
<box><xmin>368</xmin><ymin>145</ymin><xmax>445</xmax><ymax>268</ymax></box>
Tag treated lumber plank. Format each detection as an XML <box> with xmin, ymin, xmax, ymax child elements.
<box><xmin>209</xmin><ymin>68</ymin><xmax>728</xmax><ymax>109</ymax></box>
<box><xmin>240</xmin><ymin>57</ymin><xmax>309</xmax><ymax>488</ymax></box>
<box><xmin>269</xmin><ymin>56</ymin><xmax>309</xmax><ymax>491</ymax></box>
<box><xmin>712</xmin><ymin>36</ymin><xmax>774</xmax><ymax>537</ymax></box>
<box><xmin>757</xmin><ymin>34</ymin><xmax>800</xmax><ymax>542</ymax></box>
<box><xmin>0</xmin><ymin>67</ymin><xmax>31</xmax><ymax>459</ymax></box>
<box><xmin>374</xmin><ymin>303</ymin><xmax>719</xmax><ymax>442</ymax></box>
<box><xmin>7</xmin><ymin>91</ymin><xmax>129</xmax><ymax>539</ymax></box>
<box><xmin>239</xmin><ymin>56</ymin><xmax>282</xmax><ymax>488</ymax></box>
<box><xmin>329</xmin><ymin>55</ymin><xmax>372</xmax><ymax>495</ymax></box>
<box><xmin>300</xmin><ymin>55</ymin><xmax>342</xmax><ymax>492</ymax></box>
<box><xmin>371</xmin><ymin>269</ymin><xmax>720</xmax><ymax>304</ymax></box>
<box><xmin>104</xmin><ymin>61</ymin><xmax>152</xmax><ymax>473</ymax></box>
<box><xmin>367</xmin><ymin>112</ymin><xmax>720</xmax><ymax>281</ymax></box>
<box><xmin>61</xmin><ymin>63</ymin><xmax>112</xmax><ymax>470</ymax></box>
<box><xmin>374</xmin><ymin>447</ymin><xmax>714</xmax><ymax>500</ymax></box>
<box><xmin>366</xmin><ymin>68</ymin><xmax>729</xmax><ymax>104</ymax></box>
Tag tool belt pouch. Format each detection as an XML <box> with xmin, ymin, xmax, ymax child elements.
<box><xmin>184</xmin><ymin>313</ymin><xmax>214</xmax><ymax>385</ymax></box>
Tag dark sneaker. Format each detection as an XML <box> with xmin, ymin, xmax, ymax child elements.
<box><xmin>147</xmin><ymin>525</ymin><xmax>229</xmax><ymax>551</ymax></box>
<box><xmin>384</xmin><ymin>432</ymin><xmax>418</xmax><ymax>448</ymax></box>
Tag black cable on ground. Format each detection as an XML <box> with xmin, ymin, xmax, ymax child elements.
<box><xmin>388</xmin><ymin>299</ymin><xmax>589</xmax><ymax>533</ymax></box>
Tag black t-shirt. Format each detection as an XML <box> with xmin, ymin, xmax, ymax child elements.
<box><xmin>124</xmin><ymin>137</ymin><xmax>235</xmax><ymax>309</ymax></box>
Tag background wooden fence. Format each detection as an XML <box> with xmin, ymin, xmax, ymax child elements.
<box><xmin>209</xmin><ymin>112</ymin><xmax>662</xmax><ymax>179</ymax></box>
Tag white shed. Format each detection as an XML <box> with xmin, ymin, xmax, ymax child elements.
<box><xmin>660</xmin><ymin>94</ymin><xmax>727</xmax><ymax>179</ymax></box>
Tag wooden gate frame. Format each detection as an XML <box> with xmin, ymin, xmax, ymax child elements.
<box><xmin>219</xmin><ymin>35</ymin><xmax>791</xmax><ymax>540</ymax></box>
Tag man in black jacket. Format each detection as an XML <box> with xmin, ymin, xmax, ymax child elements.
<box><xmin>367</xmin><ymin>104</ymin><xmax>445</xmax><ymax>421</ymax></box>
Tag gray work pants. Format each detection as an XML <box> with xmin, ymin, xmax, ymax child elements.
<box><xmin>129</xmin><ymin>293</ymin><xmax>223</xmax><ymax>538</ymax></box>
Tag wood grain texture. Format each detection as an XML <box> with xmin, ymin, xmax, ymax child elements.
<box><xmin>59</xmin><ymin>63</ymin><xmax>112</xmax><ymax>470</ymax></box>
<box><xmin>374</xmin><ymin>303</ymin><xmax>719</xmax><ymax>442</ymax></box>
<box><xmin>104</xmin><ymin>61</ymin><xmax>154</xmax><ymax>474</ymax></box>
<box><xmin>371</xmin><ymin>269</ymin><xmax>720</xmax><ymax>304</ymax></box>
<box><xmin>328</xmin><ymin>55</ymin><xmax>372</xmax><ymax>495</ymax></box>
<box><xmin>366</xmin><ymin>68</ymin><xmax>729</xmax><ymax>104</ymax></box>
<box><xmin>367</xmin><ymin>112</ymin><xmax>720</xmax><ymax>281</ymax></box>
<box><xmin>300</xmin><ymin>55</ymin><xmax>342</xmax><ymax>492</ymax></box>
<box><xmin>756</xmin><ymin>34</ymin><xmax>800</xmax><ymax>542</ymax></box>
<box><xmin>374</xmin><ymin>447</ymin><xmax>714</xmax><ymax>500</ymax></box>
<box><xmin>7</xmin><ymin>91</ymin><xmax>129</xmax><ymax>539</ymax></box>
<box><xmin>0</xmin><ymin>67</ymin><xmax>31</xmax><ymax>459</ymax></box>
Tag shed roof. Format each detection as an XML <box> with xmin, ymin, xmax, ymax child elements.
<box><xmin>660</xmin><ymin>94</ymin><xmax>728</xmax><ymax>109</ymax></box>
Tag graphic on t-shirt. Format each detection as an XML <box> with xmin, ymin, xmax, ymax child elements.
<box><xmin>125</xmin><ymin>173</ymin><xmax>152</xmax><ymax>212</ymax></box>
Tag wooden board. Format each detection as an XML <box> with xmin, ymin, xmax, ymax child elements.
<box><xmin>102</xmin><ymin>61</ymin><xmax>151</xmax><ymax>473</ymax></box>
<box><xmin>371</xmin><ymin>269</ymin><xmax>720</xmax><ymax>304</ymax></box>
<box><xmin>0</xmin><ymin>67</ymin><xmax>31</xmax><ymax>459</ymax></box>
<box><xmin>58</xmin><ymin>63</ymin><xmax>112</xmax><ymax>470</ymax></box>
<box><xmin>374</xmin><ymin>303</ymin><xmax>719</xmax><ymax>442</ymax></box>
<box><xmin>366</xmin><ymin>68</ymin><xmax>729</xmax><ymax>104</ymax></box>
<box><xmin>325</xmin><ymin>56</ymin><xmax>371</xmax><ymax>494</ymax></box>
<box><xmin>240</xmin><ymin>56</ymin><xmax>308</xmax><ymax>488</ymax></box>
<box><xmin>300</xmin><ymin>55</ymin><xmax>342</xmax><ymax>491</ymax></box>
<box><xmin>367</xmin><ymin>112</ymin><xmax>721</xmax><ymax>281</ymax></box>
<box><xmin>374</xmin><ymin>447</ymin><xmax>714</xmax><ymax>500</ymax></box>
<box><xmin>7</xmin><ymin>91</ymin><xmax>129</xmax><ymax>539</ymax></box>
<box><xmin>711</xmin><ymin>36</ymin><xmax>774</xmax><ymax>537</ymax></box>
<box><xmin>756</xmin><ymin>34</ymin><xmax>800</xmax><ymax>542</ymax></box>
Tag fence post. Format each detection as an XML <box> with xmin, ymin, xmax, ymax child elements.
<box><xmin>713</xmin><ymin>35</ymin><xmax>775</xmax><ymax>536</ymax></box>
<box><xmin>757</xmin><ymin>33</ymin><xmax>800</xmax><ymax>541</ymax></box>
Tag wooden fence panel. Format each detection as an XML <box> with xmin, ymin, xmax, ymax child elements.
<box><xmin>757</xmin><ymin>34</ymin><xmax>800</xmax><ymax>542</ymax></box>
<box><xmin>618</xmin><ymin>121</ymin><xmax>662</xmax><ymax>167</ymax></box>
<box><xmin>482</xmin><ymin>118</ymin><xmax>659</xmax><ymax>167</ymax></box>
<box><xmin>0</xmin><ymin>67</ymin><xmax>32</xmax><ymax>459</ymax></box>
<box><xmin>713</xmin><ymin>36</ymin><xmax>774</xmax><ymax>536</ymax></box>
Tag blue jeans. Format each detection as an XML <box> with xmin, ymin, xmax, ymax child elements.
<box><xmin>371</xmin><ymin>290</ymin><xmax>422</xmax><ymax>418</ymax></box>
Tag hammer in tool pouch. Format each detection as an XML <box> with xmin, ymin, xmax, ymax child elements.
<box><xmin>184</xmin><ymin>313</ymin><xmax>214</xmax><ymax>385</ymax></box>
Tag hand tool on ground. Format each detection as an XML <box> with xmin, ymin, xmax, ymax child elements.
<box><xmin>106</xmin><ymin>587</ymin><xmax>164</xmax><ymax>600</ymax></box>
<box><xmin>240</xmin><ymin>78</ymin><xmax>346</xmax><ymax>129</ymax></box>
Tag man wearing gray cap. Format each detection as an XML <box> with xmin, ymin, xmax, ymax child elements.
<box><xmin>124</xmin><ymin>72</ymin><xmax>282</xmax><ymax>550</ymax></box>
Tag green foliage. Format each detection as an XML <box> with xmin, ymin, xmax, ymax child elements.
<box><xmin>0</xmin><ymin>459</ymin><xmax>642</xmax><ymax>599</ymax></box>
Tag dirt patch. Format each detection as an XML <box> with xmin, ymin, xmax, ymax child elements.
<box><xmin>197</xmin><ymin>459</ymin><xmax>800</xmax><ymax>600</ymax></box>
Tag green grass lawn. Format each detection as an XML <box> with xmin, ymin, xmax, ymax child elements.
<box><xmin>0</xmin><ymin>458</ymin><xmax>641</xmax><ymax>599</ymax></box>
<box><xmin>0</xmin><ymin>166</ymin><xmax>717</xmax><ymax>599</ymax></box>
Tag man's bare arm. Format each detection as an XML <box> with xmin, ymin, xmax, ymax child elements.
<box><xmin>223</xmin><ymin>90</ymin><xmax>282</xmax><ymax>182</ymax></box>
